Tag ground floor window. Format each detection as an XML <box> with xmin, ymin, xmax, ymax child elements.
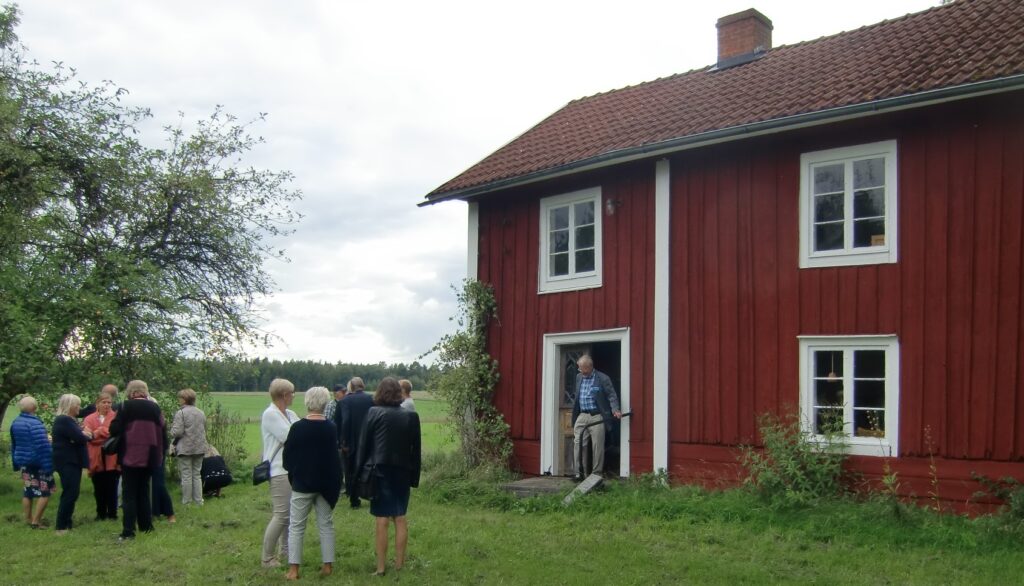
<box><xmin>798</xmin><ymin>335</ymin><xmax>899</xmax><ymax>457</ymax></box>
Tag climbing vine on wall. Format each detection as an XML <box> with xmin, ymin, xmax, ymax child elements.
<box><xmin>426</xmin><ymin>279</ymin><xmax>510</xmax><ymax>468</ymax></box>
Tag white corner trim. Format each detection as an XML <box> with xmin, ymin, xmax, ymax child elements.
<box><xmin>467</xmin><ymin>201</ymin><xmax>479</xmax><ymax>280</ymax></box>
<box><xmin>653</xmin><ymin>159</ymin><xmax>671</xmax><ymax>473</ymax></box>
<box><xmin>540</xmin><ymin>328</ymin><xmax>630</xmax><ymax>476</ymax></box>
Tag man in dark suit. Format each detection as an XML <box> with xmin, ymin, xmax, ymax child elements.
<box><xmin>339</xmin><ymin>377</ymin><xmax>374</xmax><ymax>508</ymax></box>
<box><xmin>571</xmin><ymin>355</ymin><xmax>621</xmax><ymax>481</ymax></box>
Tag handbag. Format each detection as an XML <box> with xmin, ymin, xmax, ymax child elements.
<box><xmin>358</xmin><ymin>463</ymin><xmax>380</xmax><ymax>500</ymax></box>
<box><xmin>252</xmin><ymin>459</ymin><xmax>271</xmax><ymax>485</ymax></box>
<box><xmin>253</xmin><ymin>442</ymin><xmax>283</xmax><ymax>486</ymax></box>
<box><xmin>101</xmin><ymin>435</ymin><xmax>120</xmax><ymax>455</ymax></box>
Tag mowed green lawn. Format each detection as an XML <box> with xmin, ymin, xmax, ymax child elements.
<box><xmin>201</xmin><ymin>391</ymin><xmax>453</xmax><ymax>459</ymax></box>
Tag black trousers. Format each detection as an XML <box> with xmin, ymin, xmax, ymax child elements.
<box><xmin>121</xmin><ymin>467</ymin><xmax>153</xmax><ymax>538</ymax></box>
<box><xmin>91</xmin><ymin>470</ymin><xmax>120</xmax><ymax>519</ymax></box>
<box><xmin>55</xmin><ymin>463</ymin><xmax>82</xmax><ymax>530</ymax></box>
<box><xmin>151</xmin><ymin>463</ymin><xmax>174</xmax><ymax>518</ymax></box>
<box><xmin>345</xmin><ymin>453</ymin><xmax>360</xmax><ymax>506</ymax></box>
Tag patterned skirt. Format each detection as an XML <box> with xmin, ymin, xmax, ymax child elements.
<box><xmin>21</xmin><ymin>466</ymin><xmax>56</xmax><ymax>498</ymax></box>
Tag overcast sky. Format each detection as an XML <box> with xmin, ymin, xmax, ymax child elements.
<box><xmin>17</xmin><ymin>0</ymin><xmax>938</xmax><ymax>364</ymax></box>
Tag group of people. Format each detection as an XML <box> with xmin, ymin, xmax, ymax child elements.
<box><xmin>8</xmin><ymin>380</ymin><xmax>219</xmax><ymax>540</ymax></box>
<box><xmin>8</xmin><ymin>373</ymin><xmax>421</xmax><ymax>578</ymax></box>
<box><xmin>260</xmin><ymin>376</ymin><xmax>421</xmax><ymax>579</ymax></box>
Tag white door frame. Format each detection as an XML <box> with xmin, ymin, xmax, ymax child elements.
<box><xmin>540</xmin><ymin>327</ymin><xmax>630</xmax><ymax>477</ymax></box>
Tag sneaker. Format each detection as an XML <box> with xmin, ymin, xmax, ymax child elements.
<box><xmin>261</xmin><ymin>559</ymin><xmax>282</xmax><ymax>569</ymax></box>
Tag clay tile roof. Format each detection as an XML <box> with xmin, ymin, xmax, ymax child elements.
<box><xmin>425</xmin><ymin>0</ymin><xmax>1024</xmax><ymax>202</ymax></box>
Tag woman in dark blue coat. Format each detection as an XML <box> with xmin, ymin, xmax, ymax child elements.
<box><xmin>52</xmin><ymin>394</ymin><xmax>92</xmax><ymax>534</ymax></box>
<box><xmin>9</xmin><ymin>395</ymin><xmax>55</xmax><ymax>529</ymax></box>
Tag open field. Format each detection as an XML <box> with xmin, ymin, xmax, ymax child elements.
<box><xmin>200</xmin><ymin>391</ymin><xmax>453</xmax><ymax>458</ymax></box>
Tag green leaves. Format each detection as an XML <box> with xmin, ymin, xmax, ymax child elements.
<box><xmin>739</xmin><ymin>411</ymin><xmax>850</xmax><ymax>507</ymax></box>
<box><xmin>425</xmin><ymin>279</ymin><xmax>510</xmax><ymax>469</ymax></box>
<box><xmin>0</xmin><ymin>5</ymin><xmax>299</xmax><ymax>413</ymax></box>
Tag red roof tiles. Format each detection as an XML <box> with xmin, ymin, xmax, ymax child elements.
<box><xmin>426</xmin><ymin>0</ymin><xmax>1024</xmax><ymax>202</ymax></box>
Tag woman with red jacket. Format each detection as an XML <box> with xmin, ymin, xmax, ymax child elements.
<box><xmin>83</xmin><ymin>391</ymin><xmax>120</xmax><ymax>520</ymax></box>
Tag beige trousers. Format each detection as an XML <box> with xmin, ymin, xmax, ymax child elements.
<box><xmin>177</xmin><ymin>454</ymin><xmax>204</xmax><ymax>505</ymax></box>
<box><xmin>261</xmin><ymin>474</ymin><xmax>291</xmax><ymax>564</ymax></box>
<box><xmin>573</xmin><ymin>413</ymin><xmax>606</xmax><ymax>476</ymax></box>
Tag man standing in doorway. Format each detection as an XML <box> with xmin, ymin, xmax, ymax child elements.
<box><xmin>571</xmin><ymin>355</ymin><xmax>621</xmax><ymax>481</ymax></box>
<box><xmin>339</xmin><ymin>377</ymin><xmax>373</xmax><ymax>508</ymax></box>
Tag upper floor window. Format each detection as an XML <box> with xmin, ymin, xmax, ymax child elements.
<box><xmin>798</xmin><ymin>335</ymin><xmax>900</xmax><ymax>457</ymax></box>
<box><xmin>539</xmin><ymin>187</ymin><xmax>602</xmax><ymax>293</ymax></box>
<box><xmin>799</xmin><ymin>140</ymin><xmax>897</xmax><ymax>268</ymax></box>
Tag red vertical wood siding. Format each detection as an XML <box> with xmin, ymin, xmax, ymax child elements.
<box><xmin>666</xmin><ymin>92</ymin><xmax>1024</xmax><ymax>465</ymax></box>
<box><xmin>475</xmin><ymin>163</ymin><xmax>656</xmax><ymax>472</ymax></box>
<box><xmin>474</xmin><ymin>91</ymin><xmax>1024</xmax><ymax>477</ymax></box>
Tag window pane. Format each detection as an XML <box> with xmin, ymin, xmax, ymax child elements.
<box><xmin>550</xmin><ymin>229</ymin><xmax>569</xmax><ymax>253</ymax></box>
<box><xmin>814</xmin><ymin>407</ymin><xmax>843</xmax><ymax>434</ymax></box>
<box><xmin>574</xmin><ymin>201</ymin><xmax>595</xmax><ymax>226</ymax></box>
<box><xmin>815</xmin><ymin>223</ymin><xmax>844</xmax><ymax>251</ymax></box>
<box><xmin>854</xmin><ymin>409</ymin><xmax>885</xmax><ymax>437</ymax></box>
<box><xmin>814</xmin><ymin>193</ymin><xmax>844</xmax><ymax>223</ymax></box>
<box><xmin>854</xmin><ymin>350</ymin><xmax>885</xmax><ymax>378</ymax></box>
<box><xmin>550</xmin><ymin>206</ymin><xmax>569</xmax><ymax>230</ymax></box>
<box><xmin>853</xmin><ymin>218</ymin><xmax>885</xmax><ymax>248</ymax></box>
<box><xmin>576</xmin><ymin>225</ymin><xmax>594</xmax><ymax>249</ymax></box>
<box><xmin>550</xmin><ymin>252</ymin><xmax>568</xmax><ymax>276</ymax></box>
<box><xmin>853</xmin><ymin>157</ymin><xmax>885</xmax><ymax>190</ymax></box>
<box><xmin>575</xmin><ymin>249</ymin><xmax>595</xmax><ymax>272</ymax></box>
<box><xmin>853</xmin><ymin>188</ymin><xmax>885</xmax><ymax>218</ymax></box>
<box><xmin>854</xmin><ymin>380</ymin><xmax>885</xmax><ymax>408</ymax></box>
<box><xmin>814</xmin><ymin>350</ymin><xmax>844</xmax><ymax>378</ymax></box>
<box><xmin>813</xmin><ymin>163</ymin><xmax>844</xmax><ymax>194</ymax></box>
<box><xmin>815</xmin><ymin>379</ymin><xmax>843</xmax><ymax>406</ymax></box>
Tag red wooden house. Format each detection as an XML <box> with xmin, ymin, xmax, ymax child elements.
<box><xmin>422</xmin><ymin>0</ymin><xmax>1024</xmax><ymax>509</ymax></box>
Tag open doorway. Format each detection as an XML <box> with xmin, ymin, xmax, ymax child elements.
<box><xmin>541</xmin><ymin>328</ymin><xmax>630</xmax><ymax>477</ymax></box>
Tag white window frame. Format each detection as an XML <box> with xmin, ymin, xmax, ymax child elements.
<box><xmin>799</xmin><ymin>140</ymin><xmax>898</xmax><ymax>268</ymax></box>
<box><xmin>798</xmin><ymin>335</ymin><xmax>900</xmax><ymax>457</ymax></box>
<box><xmin>538</xmin><ymin>187</ymin><xmax>603</xmax><ymax>293</ymax></box>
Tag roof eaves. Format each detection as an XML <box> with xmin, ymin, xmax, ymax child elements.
<box><xmin>420</xmin><ymin>73</ymin><xmax>1024</xmax><ymax>207</ymax></box>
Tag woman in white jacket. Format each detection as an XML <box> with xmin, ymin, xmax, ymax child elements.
<box><xmin>260</xmin><ymin>378</ymin><xmax>300</xmax><ymax>569</ymax></box>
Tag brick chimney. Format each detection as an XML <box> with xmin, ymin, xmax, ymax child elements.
<box><xmin>716</xmin><ymin>8</ymin><xmax>772</xmax><ymax>69</ymax></box>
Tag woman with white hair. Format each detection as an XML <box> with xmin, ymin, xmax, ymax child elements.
<box><xmin>9</xmin><ymin>395</ymin><xmax>54</xmax><ymax>529</ymax></box>
<box><xmin>51</xmin><ymin>393</ymin><xmax>92</xmax><ymax>534</ymax></box>
<box><xmin>282</xmin><ymin>386</ymin><xmax>342</xmax><ymax>580</ymax></box>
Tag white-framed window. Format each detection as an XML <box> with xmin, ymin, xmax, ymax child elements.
<box><xmin>798</xmin><ymin>335</ymin><xmax>899</xmax><ymax>457</ymax></box>
<box><xmin>538</xmin><ymin>187</ymin><xmax>602</xmax><ymax>293</ymax></box>
<box><xmin>799</xmin><ymin>140</ymin><xmax>898</xmax><ymax>268</ymax></box>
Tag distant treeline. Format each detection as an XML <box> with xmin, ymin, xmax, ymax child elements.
<box><xmin>184</xmin><ymin>357</ymin><xmax>438</xmax><ymax>394</ymax></box>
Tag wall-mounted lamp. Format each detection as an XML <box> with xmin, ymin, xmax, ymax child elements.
<box><xmin>604</xmin><ymin>198</ymin><xmax>623</xmax><ymax>216</ymax></box>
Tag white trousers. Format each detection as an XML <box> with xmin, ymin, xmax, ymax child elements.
<box><xmin>288</xmin><ymin>491</ymin><xmax>335</xmax><ymax>565</ymax></box>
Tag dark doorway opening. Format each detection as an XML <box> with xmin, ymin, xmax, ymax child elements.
<box><xmin>558</xmin><ymin>340</ymin><xmax>622</xmax><ymax>476</ymax></box>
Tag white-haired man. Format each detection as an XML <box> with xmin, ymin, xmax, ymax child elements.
<box><xmin>571</xmin><ymin>355</ymin><xmax>621</xmax><ymax>481</ymax></box>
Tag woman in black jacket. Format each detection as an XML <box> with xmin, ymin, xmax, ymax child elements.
<box><xmin>52</xmin><ymin>394</ymin><xmax>92</xmax><ymax>534</ymax></box>
<box><xmin>356</xmin><ymin>377</ymin><xmax>421</xmax><ymax>576</ymax></box>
